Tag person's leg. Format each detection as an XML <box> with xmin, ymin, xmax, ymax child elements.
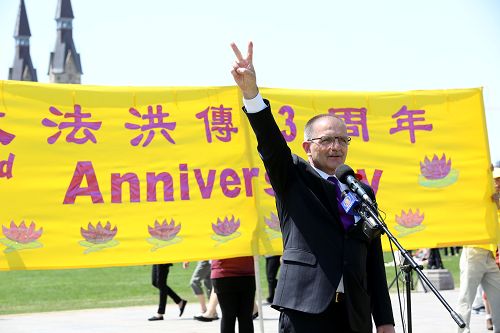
<box><xmin>457</xmin><ymin>248</ymin><xmax>489</xmax><ymax>333</ymax></box>
<box><xmin>235</xmin><ymin>277</ymin><xmax>255</xmax><ymax>333</ymax></box>
<box><xmin>157</xmin><ymin>264</ymin><xmax>170</xmax><ymax>315</ymax></box>
<box><xmin>480</xmin><ymin>255</ymin><xmax>500</xmax><ymax>332</ymax></box>
<box><xmin>199</xmin><ymin>261</ymin><xmax>213</xmax><ymax>302</ymax></box>
<box><xmin>148</xmin><ymin>264</ymin><xmax>168</xmax><ymax>320</ymax></box>
<box><xmin>435</xmin><ymin>249</ymin><xmax>444</xmax><ymax>269</ymax></box>
<box><xmin>191</xmin><ymin>261</ymin><xmax>208</xmax><ymax>312</ymax></box>
<box><xmin>159</xmin><ymin>264</ymin><xmax>187</xmax><ymax>316</ymax></box>
<box><xmin>203</xmin><ymin>272</ymin><xmax>213</xmax><ymax>299</ymax></box>
<box><xmin>472</xmin><ymin>285</ymin><xmax>485</xmax><ymax>312</ymax></box>
<box><xmin>196</xmin><ymin>294</ymin><xmax>207</xmax><ymax>313</ymax></box>
<box><xmin>214</xmin><ymin>278</ymin><xmax>239</xmax><ymax>333</ymax></box>
<box><xmin>194</xmin><ymin>289</ymin><xmax>220</xmax><ymax>321</ymax></box>
<box><xmin>484</xmin><ymin>295</ymin><xmax>493</xmax><ymax>330</ymax></box>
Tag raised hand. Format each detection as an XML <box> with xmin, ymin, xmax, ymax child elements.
<box><xmin>230</xmin><ymin>42</ymin><xmax>259</xmax><ymax>100</ymax></box>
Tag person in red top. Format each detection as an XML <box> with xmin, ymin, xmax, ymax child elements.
<box><xmin>211</xmin><ymin>256</ymin><xmax>255</xmax><ymax>333</ymax></box>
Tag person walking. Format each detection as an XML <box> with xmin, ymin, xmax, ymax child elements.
<box><xmin>183</xmin><ymin>260</ymin><xmax>212</xmax><ymax>314</ymax></box>
<box><xmin>148</xmin><ymin>263</ymin><xmax>188</xmax><ymax>321</ymax></box>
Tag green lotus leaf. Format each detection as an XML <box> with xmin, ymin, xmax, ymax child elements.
<box><xmin>418</xmin><ymin>169</ymin><xmax>459</xmax><ymax>188</ymax></box>
<box><xmin>79</xmin><ymin>239</ymin><xmax>119</xmax><ymax>254</ymax></box>
<box><xmin>211</xmin><ymin>231</ymin><xmax>241</xmax><ymax>245</ymax></box>
<box><xmin>394</xmin><ymin>224</ymin><xmax>426</xmax><ymax>237</ymax></box>
<box><xmin>147</xmin><ymin>236</ymin><xmax>182</xmax><ymax>251</ymax></box>
<box><xmin>0</xmin><ymin>238</ymin><xmax>43</xmax><ymax>253</ymax></box>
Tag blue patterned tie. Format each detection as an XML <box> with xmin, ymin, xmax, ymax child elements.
<box><xmin>327</xmin><ymin>176</ymin><xmax>355</xmax><ymax>230</ymax></box>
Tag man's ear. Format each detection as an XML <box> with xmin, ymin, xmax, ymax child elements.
<box><xmin>302</xmin><ymin>141</ymin><xmax>312</xmax><ymax>157</ymax></box>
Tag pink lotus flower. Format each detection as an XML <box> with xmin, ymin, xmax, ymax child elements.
<box><xmin>395</xmin><ymin>209</ymin><xmax>424</xmax><ymax>228</ymax></box>
<box><xmin>420</xmin><ymin>154</ymin><xmax>451</xmax><ymax>180</ymax></box>
<box><xmin>148</xmin><ymin>219</ymin><xmax>181</xmax><ymax>241</ymax></box>
<box><xmin>2</xmin><ymin>221</ymin><xmax>43</xmax><ymax>243</ymax></box>
<box><xmin>81</xmin><ymin>221</ymin><xmax>117</xmax><ymax>244</ymax></box>
<box><xmin>264</xmin><ymin>212</ymin><xmax>280</xmax><ymax>231</ymax></box>
<box><xmin>212</xmin><ymin>216</ymin><xmax>240</xmax><ymax>236</ymax></box>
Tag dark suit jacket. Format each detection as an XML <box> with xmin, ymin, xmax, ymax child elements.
<box><xmin>245</xmin><ymin>102</ymin><xmax>394</xmax><ymax>333</ymax></box>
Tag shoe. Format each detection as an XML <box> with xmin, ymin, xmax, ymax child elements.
<box><xmin>148</xmin><ymin>315</ymin><xmax>163</xmax><ymax>321</ymax></box>
<box><xmin>194</xmin><ymin>314</ymin><xmax>219</xmax><ymax>322</ymax></box>
<box><xmin>179</xmin><ymin>299</ymin><xmax>188</xmax><ymax>317</ymax></box>
<box><xmin>252</xmin><ymin>312</ymin><xmax>259</xmax><ymax>320</ymax></box>
<box><xmin>487</xmin><ymin>318</ymin><xmax>493</xmax><ymax>330</ymax></box>
<box><xmin>472</xmin><ymin>305</ymin><xmax>485</xmax><ymax>314</ymax></box>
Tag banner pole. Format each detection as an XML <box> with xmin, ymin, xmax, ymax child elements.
<box><xmin>254</xmin><ymin>254</ymin><xmax>265</xmax><ymax>332</ymax></box>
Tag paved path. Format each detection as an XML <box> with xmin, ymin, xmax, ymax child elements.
<box><xmin>0</xmin><ymin>289</ymin><xmax>489</xmax><ymax>332</ymax></box>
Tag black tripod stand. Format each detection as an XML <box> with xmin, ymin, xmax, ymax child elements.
<box><xmin>356</xmin><ymin>201</ymin><xmax>465</xmax><ymax>333</ymax></box>
<box><xmin>388</xmin><ymin>252</ymin><xmax>427</xmax><ymax>293</ymax></box>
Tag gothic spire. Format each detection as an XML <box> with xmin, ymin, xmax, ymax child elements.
<box><xmin>8</xmin><ymin>0</ymin><xmax>37</xmax><ymax>81</ymax></box>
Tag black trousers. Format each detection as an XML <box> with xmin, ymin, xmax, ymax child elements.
<box><xmin>151</xmin><ymin>264</ymin><xmax>181</xmax><ymax>314</ymax></box>
<box><xmin>278</xmin><ymin>298</ymin><xmax>356</xmax><ymax>333</ymax></box>
<box><xmin>213</xmin><ymin>276</ymin><xmax>255</xmax><ymax>333</ymax></box>
<box><xmin>265</xmin><ymin>256</ymin><xmax>281</xmax><ymax>302</ymax></box>
<box><xmin>427</xmin><ymin>248</ymin><xmax>443</xmax><ymax>269</ymax></box>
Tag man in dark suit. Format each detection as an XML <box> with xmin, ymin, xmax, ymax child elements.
<box><xmin>230</xmin><ymin>42</ymin><xmax>395</xmax><ymax>333</ymax></box>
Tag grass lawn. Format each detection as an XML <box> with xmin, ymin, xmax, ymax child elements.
<box><xmin>0</xmin><ymin>250</ymin><xmax>461</xmax><ymax>315</ymax></box>
<box><xmin>384</xmin><ymin>249</ymin><xmax>461</xmax><ymax>291</ymax></box>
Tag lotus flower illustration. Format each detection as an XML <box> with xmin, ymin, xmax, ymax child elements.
<box><xmin>0</xmin><ymin>221</ymin><xmax>43</xmax><ymax>253</ymax></box>
<box><xmin>264</xmin><ymin>212</ymin><xmax>282</xmax><ymax>240</ymax></box>
<box><xmin>418</xmin><ymin>153</ymin><xmax>458</xmax><ymax>188</ymax></box>
<box><xmin>79</xmin><ymin>221</ymin><xmax>119</xmax><ymax>254</ymax></box>
<box><xmin>211</xmin><ymin>215</ymin><xmax>241</xmax><ymax>244</ymax></box>
<box><xmin>394</xmin><ymin>209</ymin><xmax>426</xmax><ymax>237</ymax></box>
<box><xmin>146</xmin><ymin>219</ymin><xmax>182</xmax><ymax>251</ymax></box>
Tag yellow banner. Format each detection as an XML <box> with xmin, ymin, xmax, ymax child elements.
<box><xmin>0</xmin><ymin>81</ymin><xmax>497</xmax><ymax>270</ymax></box>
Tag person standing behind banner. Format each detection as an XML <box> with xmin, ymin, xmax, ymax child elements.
<box><xmin>148</xmin><ymin>263</ymin><xmax>188</xmax><ymax>321</ymax></box>
<box><xmin>230</xmin><ymin>42</ymin><xmax>395</xmax><ymax>333</ymax></box>
<box><xmin>456</xmin><ymin>167</ymin><xmax>500</xmax><ymax>333</ymax></box>
<box><xmin>211</xmin><ymin>256</ymin><xmax>255</xmax><ymax>333</ymax></box>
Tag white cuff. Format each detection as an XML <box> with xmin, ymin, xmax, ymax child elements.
<box><xmin>243</xmin><ymin>93</ymin><xmax>267</xmax><ymax>113</ymax></box>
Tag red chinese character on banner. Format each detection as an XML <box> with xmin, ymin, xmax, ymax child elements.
<box><xmin>125</xmin><ymin>105</ymin><xmax>176</xmax><ymax>147</ymax></box>
<box><xmin>389</xmin><ymin>105</ymin><xmax>433</xmax><ymax>144</ymax></box>
<box><xmin>195</xmin><ymin>105</ymin><xmax>238</xmax><ymax>143</ymax></box>
<box><xmin>328</xmin><ymin>107</ymin><xmax>369</xmax><ymax>142</ymax></box>
<box><xmin>42</xmin><ymin>105</ymin><xmax>102</xmax><ymax>144</ymax></box>
<box><xmin>0</xmin><ymin>112</ymin><xmax>16</xmax><ymax>145</ymax></box>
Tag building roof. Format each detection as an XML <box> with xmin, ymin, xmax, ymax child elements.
<box><xmin>14</xmin><ymin>0</ymin><xmax>31</xmax><ymax>37</ymax></box>
<box><xmin>9</xmin><ymin>0</ymin><xmax>37</xmax><ymax>81</ymax></box>
<box><xmin>55</xmin><ymin>0</ymin><xmax>74</xmax><ymax>19</ymax></box>
<box><xmin>48</xmin><ymin>0</ymin><xmax>82</xmax><ymax>76</ymax></box>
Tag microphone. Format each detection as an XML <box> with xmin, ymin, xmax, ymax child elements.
<box><xmin>341</xmin><ymin>189</ymin><xmax>382</xmax><ymax>240</ymax></box>
<box><xmin>335</xmin><ymin>164</ymin><xmax>374</xmax><ymax>206</ymax></box>
<box><xmin>340</xmin><ymin>190</ymin><xmax>360</xmax><ymax>216</ymax></box>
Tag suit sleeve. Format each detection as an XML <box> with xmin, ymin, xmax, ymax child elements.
<box><xmin>244</xmin><ymin>101</ymin><xmax>293</xmax><ymax>196</ymax></box>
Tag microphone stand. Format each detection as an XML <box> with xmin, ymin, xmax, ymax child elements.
<box><xmin>356</xmin><ymin>200</ymin><xmax>466</xmax><ymax>332</ymax></box>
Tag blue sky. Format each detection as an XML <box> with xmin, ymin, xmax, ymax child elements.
<box><xmin>0</xmin><ymin>0</ymin><xmax>499</xmax><ymax>163</ymax></box>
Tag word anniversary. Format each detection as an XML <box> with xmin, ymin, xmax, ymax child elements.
<box><xmin>63</xmin><ymin>161</ymin><xmax>275</xmax><ymax>204</ymax></box>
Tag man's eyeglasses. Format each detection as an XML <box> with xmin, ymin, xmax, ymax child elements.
<box><xmin>308</xmin><ymin>136</ymin><xmax>351</xmax><ymax>147</ymax></box>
